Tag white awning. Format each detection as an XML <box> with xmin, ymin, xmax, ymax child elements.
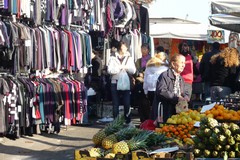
<box><xmin>150</xmin><ymin>23</ymin><xmax>208</xmax><ymax>41</ymax></box>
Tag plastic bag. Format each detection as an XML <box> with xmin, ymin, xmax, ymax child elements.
<box><xmin>117</xmin><ymin>70</ymin><xmax>130</xmax><ymax>90</ymax></box>
<box><xmin>175</xmin><ymin>100</ymin><xmax>188</xmax><ymax>113</ymax></box>
<box><xmin>154</xmin><ymin>102</ymin><xmax>163</xmax><ymax>126</ymax></box>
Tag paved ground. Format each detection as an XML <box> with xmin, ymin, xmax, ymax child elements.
<box><xmin>0</xmin><ymin>110</ymin><xmax>140</xmax><ymax>160</ymax></box>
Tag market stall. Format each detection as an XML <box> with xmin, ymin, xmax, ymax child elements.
<box><xmin>75</xmin><ymin>103</ymin><xmax>240</xmax><ymax>159</ymax></box>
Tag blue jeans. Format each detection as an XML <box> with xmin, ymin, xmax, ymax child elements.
<box><xmin>111</xmin><ymin>83</ymin><xmax>131</xmax><ymax>123</ymax></box>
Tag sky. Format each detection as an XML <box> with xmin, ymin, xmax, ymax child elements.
<box><xmin>147</xmin><ymin>0</ymin><xmax>211</xmax><ymax>25</ymax></box>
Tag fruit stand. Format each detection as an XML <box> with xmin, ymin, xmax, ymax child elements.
<box><xmin>75</xmin><ymin>102</ymin><xmax>240</xmax><ymax>160</ymax></box>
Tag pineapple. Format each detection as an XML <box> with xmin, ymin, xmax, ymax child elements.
<box><xmin>92</xmin><ymin>115</ymin><xmax>125</xmax><ymax>145</ymax></box>
<box><xmin>146</xmin><ymin>132</ymin><xmax>172</xmax><ymax>147</ymax></box>
<box><xmin>112</xmin><ymin>141</ymin><xmax>129</xmax><ymax>154</ymax></box>
<box><xmin>102</xmin><ymin>134</ymin><xmax>118</xmax><ymax>150</ymax></box>
<box><xmin>92</xmin><ymin>130</ymin><xmax>106</xmax><ymax>146</ymax></box>
<box><xmin>102</xmin><ymin>126</ymin><xmax>140</xmax><ymax>149</ymax></box>
<box><xmin>112</xmin><ymin>130</ymin><xmax>153</xmax><ymax>154</ymax></box>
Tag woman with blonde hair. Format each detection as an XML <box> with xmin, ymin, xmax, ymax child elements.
<box><xmin>209</xmin><ymin>47</ymin><xmax>240</xmax><ymax>101</ymax></box>
<box><xmin>140</xmin><ymin>52</ymin><xmax>169</xmax><ymax>122</ymax></box>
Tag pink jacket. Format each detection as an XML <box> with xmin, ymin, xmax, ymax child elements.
<box><xmin>180</xmin><ymin>54</ymin><xmax>193</xmax><ymax>84</ymax></box>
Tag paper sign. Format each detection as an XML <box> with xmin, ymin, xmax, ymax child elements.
<box><xmin>207</xmin><ymin>30</ymin><xmax>225</xmax><ymax>44</ymax></box>
<box><xmin>200</xmin><ymin>102</ymin><xmax>216</xmax><ymax>113</ymax></box>
<box><xmin>194</xmin><ymin>121</ymin><xmax>200</xmax><ymax>127</ymax></box>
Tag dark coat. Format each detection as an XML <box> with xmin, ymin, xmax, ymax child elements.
<box><xmin>151</xmin><ymin>69</ymin><xmax>187</xmax><ymax>122</ymax></box>
<box><xmin>199</xmin><ymin>48</ymin><xmax>220</xmax><ymax>82</ymax></box>
<box><xmin>210</xmin><ymin>56</ymin><xmax>237</xmax><ymax>90</ymax></box>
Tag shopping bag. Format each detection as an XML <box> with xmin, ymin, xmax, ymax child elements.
<box><xmin>175</xmin><ymin>100</ymin><xmax>188</xmax><ymax>114</ymax></box>
<box><xmin>117</xmin><ymin>70</ymin><xmax>130</xmax><ymax>90</ymax></box>
<box><xmin>154</xmin><ymin>102</ymin><xmax>163</xmax><ymax>126</ymax></box>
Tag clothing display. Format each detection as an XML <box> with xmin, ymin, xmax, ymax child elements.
<box><xmin>0</xmin><ymin>20</ymin><xmax>92</xmax><ymax>73</ymax></box>
<box><xmin>0</xmin><ymin>0</ymin><xmax>151</xmax><ymax>139</ymax></box>
<box><xmin>0</xmin><ymin>74</ymin><xmax>87</xmax><ymax>138</ymax></box>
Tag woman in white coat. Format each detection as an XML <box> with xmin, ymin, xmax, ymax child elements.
<box><xmin>107</xmin><ymin>41</ymin><xmax>136</xmax><ymax>124</ymax></box>
<box><xmin>141</xmin><ymin>52</ymin><xmax>169</xmax><ymax>120</ymax></box>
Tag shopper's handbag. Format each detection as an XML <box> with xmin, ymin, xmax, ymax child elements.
<box><xmin>175</xmin><ymin>100</ymin><xmax>188</xmax><ymax>114</ymax></box>
<box><xmin>117</xmin><ymin>70</ymin><xmax>130</xmax><ymax>90</ymax></box>
<box><xmin>154</xmin><ymin>102</ymin><xmax>163</xmax><ymax>126</ymax></box>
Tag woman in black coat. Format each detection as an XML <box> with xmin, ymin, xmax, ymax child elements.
<box><xmin>152</xmin><ymin>54</ymin><xmax>190</xmax><ymax>123</ymax></box>
<box><xmin>209</xmin><ymin>47</ymin><xmax>240</xmax><ymax>101</ymax></box>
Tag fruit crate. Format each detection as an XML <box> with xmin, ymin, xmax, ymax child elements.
<box><xmin>75</xmin><ymin>150</ymin><xmax>97</xmax><ymax>160</ymax></box>
<box><xmin>132</xmin><ymin>150</ymin><xmax>194</xmax><ymax>160</ymax></box>
<box><xmin>132</xmin><ymin>150</ymin><xmax>154</xmax><ymax>160</ymax></box>
<box><xmin>97</xmin><ymin>153</ymin><xmax>131</xmax><ymax>160</ymax></box>
<box><xmin>195</xmin><ymin>158</ymin><xmax>239</xmax><ymax>160</ymax></box>
<box><xmin>153</xmin><ymin>152</ymin><xmax>173</xmax><ymax>160</ymax></box>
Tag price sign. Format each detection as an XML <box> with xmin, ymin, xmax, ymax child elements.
<box><xmin>207</xmin><ymin>30</ymin><xmax>225</xmax><ymax>43</ymax></box>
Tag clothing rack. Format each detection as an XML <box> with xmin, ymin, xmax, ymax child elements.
<box><xmin>70</xmin><ymin>24</ymin><xmax>86</xmax><ymax>31</ymax></box>
<box><xmin>0</xmin><ymin>72</ymin><xmax>8</xmax><ymax>76</ymax></box>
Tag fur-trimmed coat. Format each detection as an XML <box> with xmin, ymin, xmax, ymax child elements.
<box><xmin>143</xmin><ymin>58</ymin><xmax>168</xmax><ymax>94</ymax></box>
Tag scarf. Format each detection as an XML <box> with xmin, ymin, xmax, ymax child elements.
<box><xmin>172</xmin><ymin>69</ymin><xmax>181</xmax><ymax>97</ymax></box>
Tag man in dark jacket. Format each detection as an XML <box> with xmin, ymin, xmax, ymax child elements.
<box><xmin>199</xmin><ymin>42</ymin><xmax>220</xmax><ymax>100</ymax></box>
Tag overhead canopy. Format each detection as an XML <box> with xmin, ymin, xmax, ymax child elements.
<box><xmin>148</xmin><ymin>18</ymin><xmax>225</xmax><ymax>41</ymax></box>
<box><xmin>209</xmin><ymin>0</ymin><xmax>240</xmax><ymax>33</ymax></box>
<box><xmin>150</xmin><ymin>23</ymin><xmax>208</xmax><ymax>41</ymax></box>
<box><xmin>211</xmin><ymin>0</ymin><xmax>240</xmax><ymax>16</ymax></box>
